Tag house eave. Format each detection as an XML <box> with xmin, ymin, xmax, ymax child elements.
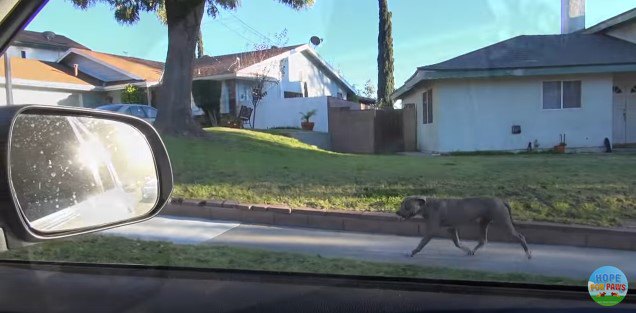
<box><xmin>0</xmin><ymin>77</ymin><xmax>99</xmax><ymax>91</ymax></box>
<box><xmin>582</xmin><ymin>8</ymin><xmax>636</xmax><ymax>34</ymax></box>
<box><xmin>192</xmin><ymin>73</ymin><xmax>237</xmax><ymax>81</ymax></box>
<box><xmin>102</xmin><ymin>81</ymin><xmax>159</xmax><ymax>91</ymax></box>
<box><xmin>393</xmin><ymin>64</ymin><xmax>636</xmax><ymax>99</ymax></box>
<box><xmin>11</xmin><ymin>41</ymin><xmax>76</xmax><ymax>51</ymax></box>
<box><xmin>57</xmin><ymin>48</ymin><xmax>144</xmax><ymax>81</ymax></box>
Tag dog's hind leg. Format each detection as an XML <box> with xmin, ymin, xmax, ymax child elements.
<box><xmin>503</xmin><ymin>222</ymin><xmax>532</xmax><ymax>259</ymax></box>
<box><xmin>448</xmin><ymin>228</ymin><xmax>473</xmax><ymax>255</ymax></box>
<box><xmin>513</xmin><ymin>229</ymin><xmax>532</xmax><ymax>259</ymax></box>
<box><xmin>471</xmin><ymin>219</ymin><xmax>491</xmax><ymax>255</ymax></box>
<box><xmin>501</xmin><ymin>202</ymin><xmax>532</xmax><ymax>259</ymax></box>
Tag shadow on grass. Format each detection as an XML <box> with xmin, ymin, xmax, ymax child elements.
<box><xmin>202</xmin><ymin>127</ymin><xmax>341</xmax><ymax>156</ymax></box>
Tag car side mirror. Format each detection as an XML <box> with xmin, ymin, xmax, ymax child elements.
<box><xmin>0</xmin><ymin>105</ymin><xmax>172</xmax><ymax>250</ymax></box>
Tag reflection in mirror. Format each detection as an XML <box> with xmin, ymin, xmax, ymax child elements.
<box><xmin>9</xmin><ymin>113</ymin><xmax>158</xmax><ymax>233</ymax></box>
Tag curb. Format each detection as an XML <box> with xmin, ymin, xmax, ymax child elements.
<box><xmin>160</xmin><ymin>199</ymin><xmax>636</xmax><ymax>251</ymax></box>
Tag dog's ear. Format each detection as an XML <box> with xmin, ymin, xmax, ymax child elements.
<box><xmin>405</xmin><ymin>196</ymin><xmax>426</xmax><ymax>212</ymax></box>
<box><xmin>413</xmin><ymin>196</ymin><xmax>427</xmax><ymax>208</ymax></box>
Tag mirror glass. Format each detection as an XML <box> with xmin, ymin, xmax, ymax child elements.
<box><xmin>9</xmin><ymin>113</ymin><xmax>158</xmax><ymax>233</ymax></box>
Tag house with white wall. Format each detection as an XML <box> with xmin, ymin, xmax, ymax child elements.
<box><xmin>1</xmin><ymin>30</ymin><xmax>163</xmax><ymax>108</ymax></box>
<box><xmin>1</xmin><ymin>31</ymin><xmax>358</xmax><ymax>132</ymax></box>
<box><xmin>193</xmin><ymin>44</ymin><xmax>358</xmax><ymax>132</ymax></box>
<box><xmin>393</xmin><ymin>1</ymin><xmax>636</xmax><ymax>153</ymax></box>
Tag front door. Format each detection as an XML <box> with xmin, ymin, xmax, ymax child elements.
<box><xmin>612</xmin><ymin>84</ymin><xmax>636</xmax><ymax>145</ymax></box>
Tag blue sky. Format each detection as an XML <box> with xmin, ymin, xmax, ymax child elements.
<box><xmin>26</xmin><ymin>0</ymin><xmax>636</xmax><ymax>91</ymax></box>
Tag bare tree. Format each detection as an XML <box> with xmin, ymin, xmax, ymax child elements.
<box><xmin>362</xmin><ymin>79</ymin><xmax>376</xmax><ymax>99</ymax></box>
<box><xmin>244</xmin><ymin>30</ymin><xmax>289</xmax><ymax>129</ymax></box>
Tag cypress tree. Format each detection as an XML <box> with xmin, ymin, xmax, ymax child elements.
<box><xmin>377</xmin><ymin>0</ymin><xmax>395</xmax><ymax>108</ymax></box>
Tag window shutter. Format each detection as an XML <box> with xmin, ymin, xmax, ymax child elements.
<box><xmin>427</xmin><ymin>89</ymin><xmax>433</xmax><ymax>123</ymax></box>
<box><xmin>422</xmin><ymin>92</ymin><xmax>428</xmax><ymax>124</ymax></box>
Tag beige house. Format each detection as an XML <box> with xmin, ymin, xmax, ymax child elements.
<box><xmin>1</xmin><ymin>30</ymin><xmax>163</xmax><ymax>108</ymax></box>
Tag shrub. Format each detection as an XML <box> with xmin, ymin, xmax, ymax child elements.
<box><xmin>121</xmin><ymin>84</ymin><xmax>146</xmax><ymax>104</ymax></box>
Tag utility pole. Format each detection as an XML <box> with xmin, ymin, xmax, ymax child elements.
<box><xmin>3</xmin><ymin>55</ymin><xmax>13</xmax><ymax>105</ymax></box>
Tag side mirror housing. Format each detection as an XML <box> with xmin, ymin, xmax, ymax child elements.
<box><xmin>0</xmin><ymin>105</ymin><xmax>173</xmax><ymax>249</ymax></box>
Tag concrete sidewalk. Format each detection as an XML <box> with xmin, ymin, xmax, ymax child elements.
<box><xmin>108</xmin><ymin>216</ymin><xmax>636</xmax><ymax>280</ymax></box>
<box><xmin>103</xmin><ymin>216</ymin><xmax>239</xmax><ymax>244</ymax></box>
<box><xmin>161</xmin><ymin>203</ymin><xmax>636</xmax><ymax>251</ymax></box>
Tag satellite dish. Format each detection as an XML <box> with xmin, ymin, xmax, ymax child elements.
<box><xmin>42</xmin><ymin>31</ymin><xmax>56</xmax><ymax>41</ymax></box>
<box><xmin>310</xmin><ymin>36</ymin><xmax>322</xmax><ymax>46</ymax></box>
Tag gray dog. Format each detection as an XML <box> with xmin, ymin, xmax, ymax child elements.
<box><xmin>397</xmin><ymin>196</ymin><xmax>531</xmax><ymax>259</ymax></box>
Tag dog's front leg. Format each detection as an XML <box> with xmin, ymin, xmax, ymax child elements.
<box><xmin>448</xmin><ymin>228</ymin><xmax>473</xmax><ymax>256</ymax></box>
<box><xmin>410</xmin><ymin>233</ymin><xmax>433</xmax><ymax>257</ymax></box>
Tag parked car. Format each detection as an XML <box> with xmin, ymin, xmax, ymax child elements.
<box><xmin>141</xmin><ymin>177</ymin><xmax>158</xmax><ymax>202</ymax></box>
<box><xmin>96</xmin><ymin>104</ymin><xmax>157</xmax><ymax>124</ymax></box>
<box><xmin>97</xmin><ymin>104</ymin><xmax>207</xmax><ymax>125</ymax></box>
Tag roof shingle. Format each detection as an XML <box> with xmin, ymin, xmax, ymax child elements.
<box><xmin>421</xmin><ymin>34</ymin><xmax>636</xmax><ymax>71</ymax></box>
<box><xmin>13</xmin><ymin>30</ymin><xmax>89</xmax><ymax>50</ymax></box>
<box><xmin>72</xmin><ymin>49</ymin><xmax>164</xmax><ymax>82</ymax></box>
<box><xmin>193</xmin><ymin>45</ymin><xmax>303</xmax><ymax>78</ymax></box>
<box><xmin>0</xmin><ymin>56</ymin><xmax>100</xmax><ymax>86</ymax></box>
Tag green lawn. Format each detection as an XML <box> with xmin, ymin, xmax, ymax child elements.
<box><xmin>0</xmin><ymin>235</ymin><xmax>583</xmax><ymax>286</ymax></box>
<box><xmin>166</xmin><ymin>128</ymin><xmax>636</xmax><ymax>227</ymax></box>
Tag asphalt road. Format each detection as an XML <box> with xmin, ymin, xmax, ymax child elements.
<box><xmin>104</xmin><ymin>216</ymin><xmax>636</xmax><ymax>280</ymax></box>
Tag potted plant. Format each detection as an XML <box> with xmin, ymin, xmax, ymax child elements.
<box><xmin>554</xmin><ymin>134</ymin><xmax>567</xmax><ymax>153</ymax></box>
<box><xmin>300</xmin><ymin>109</ymin><xmax>317</xmax><ymax>131</ymax></box>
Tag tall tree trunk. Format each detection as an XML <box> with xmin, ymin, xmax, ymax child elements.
<box><xmin>204</xmin><ymin>109</ymin><xmax>218</xmax><ymax>127</ymax></box>
<box><xmin>153</xmin><ymin>0</ymin><xmax>206</xmax><ymax>137</ymax></box>
<box><xmin>377</xmin><ymin>0</ymin><xmax>395</xmax><ymax>109</ymax></box>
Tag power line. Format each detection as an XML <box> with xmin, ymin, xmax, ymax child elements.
<box><xmin>217</xmin><ymin>19</ymin><xmax>258</xmax><ymax>45</ymax></box>
<box><xmin>228</xmin><ymin>13</ymin><xmax>273</xmax><ymax>43</ymax></box>
<box><xmin>191</xmin><ymin>18</ymin><xmax>253</xmax><ymax>69</ymax></box>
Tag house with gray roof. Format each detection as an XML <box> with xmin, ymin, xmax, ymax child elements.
<box><xmin>393</xmin><ymin>0</ymin><xmax>636</xmax><ymax>153</ymax></box>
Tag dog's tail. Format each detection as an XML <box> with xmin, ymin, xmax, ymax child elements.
<box><xmin>504</xmin><ymin>202</ymin><xmax>515</xmax><ymax>226</ymax></box>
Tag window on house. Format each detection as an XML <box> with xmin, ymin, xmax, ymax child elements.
<box><xmin>542</xmin><ymin>81</ymin><xmax>581</xmax><ymax>109</ymax></box>
<box><xmin>20</xmin><ymin>51</ymin><xmax>26</xmax><ymax>58</ymax></box>
<box><xmin>542</xmin><ymin>81</ymin><xmax>561</xmax><ymax>109</ymax></box>
<box><xmin>562</xmin><ymin>81</ymin><xmax>581</xmax><ymax>108</ymax></box>
<box><xmin>336</xmin><ymin>92</ymin><xmax>343</xmax><ymax>99</ymax></box>
<box><xmin>284</xmin><ymin>91</ymin><xmax>303</xmax><ymax>98</ymax></box>
<box><xmin>422</xmin><ymin>90</ymin><xmax>433</xmax><ymax>124</ymax></box>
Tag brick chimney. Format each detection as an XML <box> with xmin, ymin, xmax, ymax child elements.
<box><xmin>561</xmin><ymin>0</ymin><xmax>585</xmax><ymax>34</ymax></box>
